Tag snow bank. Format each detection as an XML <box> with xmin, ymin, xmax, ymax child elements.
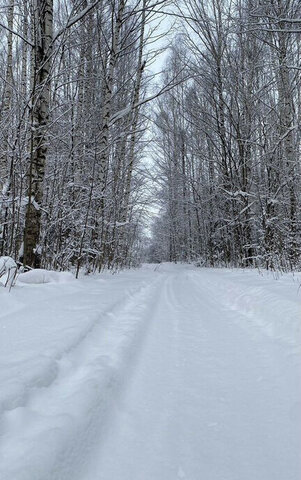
<box><xmin>18</xmin><ymin>269</ymin><xmax>75</xmax><ymax>284</ymax></box>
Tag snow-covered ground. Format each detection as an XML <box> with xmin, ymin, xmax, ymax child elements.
<box><xmin>0</xmin><ymin>264</ymin><xmax>300</xmax><ymax>480</ymax></box>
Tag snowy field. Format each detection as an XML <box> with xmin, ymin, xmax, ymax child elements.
<box><xmin>0</xmin><ymin>264</ymin><xmax>300</xmax><ymax>480</ymax></box>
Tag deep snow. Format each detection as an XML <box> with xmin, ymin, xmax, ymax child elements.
<box><xmin>0</xmin><ymin>264</ymin><xmax>300</xmax><ymax>479</ymax></box>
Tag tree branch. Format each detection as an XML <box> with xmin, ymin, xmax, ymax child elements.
<box><xmin>53</xmin><ymin>0</ymin><xmax>101</xmax><ymax>42</ymax></box>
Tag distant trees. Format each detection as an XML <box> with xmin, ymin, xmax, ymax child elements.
<box><xmin>151</xmin><ymin>0</ymin><xmax>301</xmax><ymax>270</ymax></box>
<box><xmin>0</xmin><ymin>0</ymin><xmax>165</xmax><ymax>271</ymax></box>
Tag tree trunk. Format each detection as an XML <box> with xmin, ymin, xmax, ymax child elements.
<box><xmin>23</xmin><ymin>0</ymin><xmax>53</xmax><ymax>267</ymax></box>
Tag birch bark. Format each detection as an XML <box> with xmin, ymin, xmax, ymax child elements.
<box><xmin>23</xmin><ymin>0</ymin><xmax>53</xmax><ymax>267</ymax></box>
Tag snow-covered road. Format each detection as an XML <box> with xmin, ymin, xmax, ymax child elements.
<box><xmin>0</xmin><ymin>264</ymin><xmax>300</xmax><ymax>479</ymax></box>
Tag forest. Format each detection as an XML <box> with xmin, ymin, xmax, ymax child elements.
<box><xmin>0</xmin><ymin>0</ymin><xmax>301</xmax><ymax>273</ymax></box>
<box><xmin>0</xmin><ymin>3</ymin><xmax>300</xmax><ymax>479</ymax></box>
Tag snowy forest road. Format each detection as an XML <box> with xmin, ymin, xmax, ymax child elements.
<box><xmin>84</xmin><ymin>265</ymin><xmax>301</xmax><ymax>480</ymax></box>
<box><xmin>0</xmin><ymin>265</ymin><xmax>300</xmax><ymax>480</ymax></box>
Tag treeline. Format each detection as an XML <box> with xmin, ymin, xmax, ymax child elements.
<box><xmin>151</xmin><ymin>0</ymin><xmax>301</xmax><ymax>270</ymax></box>
<box><xmin>0</xmin><ymin>0</ymin><xmax>162</xmax><ymax>272</ymax></box>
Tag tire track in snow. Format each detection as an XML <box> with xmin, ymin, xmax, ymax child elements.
<box><xmin>0</xmin><ymin>273</ymin><xmax>166</xmax><ymax>480</ymax></box>
<box><xmin>0</xmin><ymin>275</ymin><xmax>159</xmax><ymax>415</ymax></box>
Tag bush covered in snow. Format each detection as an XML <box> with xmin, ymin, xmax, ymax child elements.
<box><xmin>0</xmin><ymin>256</ymin><xmax>17</xmax><ymax>289</ymax></box>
